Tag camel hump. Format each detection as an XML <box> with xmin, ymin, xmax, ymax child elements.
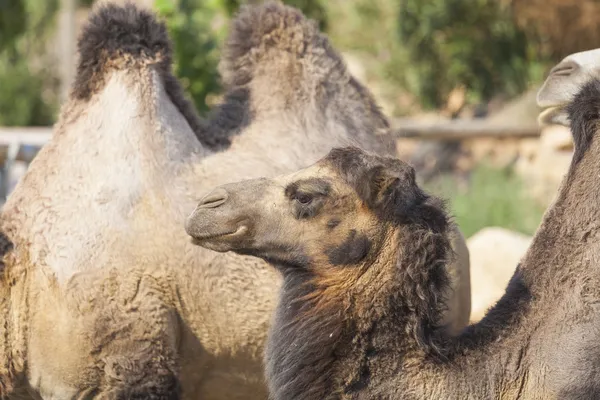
<box><xmin>220</xmin><ymin>1</ymin><xmax>337</xmax><ymax>87</ymax></box>
<box><xmin>566</xmin><ymin>79</ymin><xmax>600</xmax><ymax>162</ymax></box>
<box><xmin>72</xmin><ymin>2</ymin><xmax>171</xmax><ymax>100</ymax></box>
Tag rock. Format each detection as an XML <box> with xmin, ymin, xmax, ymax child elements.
<box><xmin>467</xmin><ymin>227</ymin><xmax>532</xmax><ymax>322</ymax></box>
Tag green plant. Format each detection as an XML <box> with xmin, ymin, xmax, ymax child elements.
<box><xmin>424</xmin><ymin>164</ymin><xmax>545</xmax><ymax>237</ymax></box>
<box><xmin>155</xmin><ymin>0</ymin><xmax>225</xmax><ymax>114</ymax></box>
<box><xmin>397</xmin><ymin>0</ymin><xmax>540</xmax><ymax>109</ymax></box>
<box><xmin>0</xmin><ymin>0</ymin><xmax>27</xmax><ymax>52</ymax></box>
<box><xmin>0</xmin><ymin>57</ymin><xmax>56</xmax><ymax>126</ymax></box>
<box><xmin>0</xmin><ymin>0</ymin><xmax>59</xmax><ymax>126</ymax></box>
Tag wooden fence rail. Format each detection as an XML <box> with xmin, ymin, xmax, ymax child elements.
<box><xmin>390</xmin><ymin>119</ymin><xmax>541</xmax><ymax>139</ymax></box>
<box><xmin>0</xmin><ymin>120</ymin><xmax>543</xmax><ymax>201</ymax></box>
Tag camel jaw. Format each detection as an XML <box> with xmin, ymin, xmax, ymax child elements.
<box><xmin>538</xmin><ymin>105</ymin><xmax>570</xmax><ymax>127</ymax></box>
<box><xmin>189</xmin><ymin>225</ymin><xmax>250</xmax><ymax>252</ymax></box>
<box><xmin>186</xmin><ymin>211</ymin><xmax>250</xmax><ymax>248</ymax></box>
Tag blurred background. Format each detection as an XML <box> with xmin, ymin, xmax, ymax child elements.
<box><xmin>0</xmin><ymin>0</ymin><xmax>598</xmax><ymax>318</ymax></box>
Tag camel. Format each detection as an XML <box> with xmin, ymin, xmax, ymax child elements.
<box><xmin>0</xmin><ymin>2</ymin><xmax>470</xmax><ymax>398</ymax></box>
<box><xmin>186</xmin><ymin>77</ymin><xmax>600</xmax><ymax>398</ymax></box>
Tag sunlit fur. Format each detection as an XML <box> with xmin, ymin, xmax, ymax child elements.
<box><xmin>191</xmin><ymin>94</ymin><xmax>600</xmax><ymax>399</ymax></box>
<box><xmin>0</xmin><ymin>2</ymin><xmax>467</xmax><ymax>399</ymax></box>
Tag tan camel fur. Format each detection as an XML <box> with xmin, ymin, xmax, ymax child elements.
<box><xmin>0</xmin><ymin>2</ymin><xmax>470</xmax><ymax>399</ymax></box>
<box><xmin>188</xmin><ymin>101</ymin><xmax>600</xmax><ymax>398</ymax></box>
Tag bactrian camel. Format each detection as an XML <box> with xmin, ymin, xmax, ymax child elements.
<box><xmin>187</xmin><ymin>81</ymin><xmax>600</xmax><ymax>398</ymax></box>
<box><xmin>0</xmin><ymin>2</ymin><xmax>470</xmax><ymax>398</ymax></box>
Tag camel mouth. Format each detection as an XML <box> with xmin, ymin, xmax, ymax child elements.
<box><xmin>189</xmin><ymin>225</ymin><xmax>249</xmax><ymax>251</ymax></box>
<box><xmin>538</xmin><ymin>105</ymin><xmax>570</xmax><ymax>127</ymax></box>
<box><xmin>190</xmin><ymin>224</ymin><xmax>248</xmax><ymax>241</ymax></box>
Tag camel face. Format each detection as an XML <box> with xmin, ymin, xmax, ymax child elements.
<box><xmin>187</xmin><ymin>147</ymin><xmax>441</xmax><ymax>275</ymax></box>
<box><xmin>537</xmin><ymin>48</ymin><xmax>600</xmax><ymax>126</ymax></box>
<box><xmin>186</xmin><ymin>160</ymin><xmax>371</xmax><ymax>270</ymax></box>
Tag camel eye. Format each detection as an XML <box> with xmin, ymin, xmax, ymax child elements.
<box><xmin>295</xmin><ymin>193</ymin><xmax>313</xmax><ymax>205</ymax></box>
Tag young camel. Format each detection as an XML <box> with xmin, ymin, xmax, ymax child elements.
<box><xmin>0</xmin><ymin>2</ymin><xmax>470</xmax><ymax>399</ymax></box>
<box><xmin>187</xmin><ymin>79</ymin><xmax>600</xmax><ymax>398</ymax></box>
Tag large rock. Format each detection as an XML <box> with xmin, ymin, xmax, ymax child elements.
<box><xmin>467</xmin><ymin>227</ymin><xmax>532</xmax><ymax>322</ymax></box>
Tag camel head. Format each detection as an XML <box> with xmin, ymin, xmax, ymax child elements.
<box><xmin>186</xmin><ymin>147</ymin><xmax>450</xmax><ymax>278</ymax></box>
<box><xmin>537</xmin><ymin>48</ymin><xmax>600</xmax><ymax>126</ymax></box>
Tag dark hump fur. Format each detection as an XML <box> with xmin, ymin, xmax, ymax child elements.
<box><xmin>567</xmin><ymin>79</ymin><xmax>600</xmax><ymax>164</ymax></box>
<box><xmin>0</xmin><ymin>230</ymin><xmax>12</xmax><ymax>274</ymax></box>
<box><xmin>72</xmin><ymin>3</ymin><xmax>232</xmax><ymax>150</ymax></box>
<box><xmin>219</xmin><ymin>1</ymin><xmax>312</xmax><ymax>88</ymax></box>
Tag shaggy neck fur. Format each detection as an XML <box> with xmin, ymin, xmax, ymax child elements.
<box><xmin>266</xmin><ymin>211</ymin><xmax>452</xmax><ymax>399</ymax></box>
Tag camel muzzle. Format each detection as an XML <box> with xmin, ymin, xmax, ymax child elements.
<box><xmin>185</xmin><ymin>184</ymin><xmax>259</xmax><ymax>253</ymax></box>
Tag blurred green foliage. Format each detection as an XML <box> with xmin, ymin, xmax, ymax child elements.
<box><xmin>325</xmin><ymin>0</ymin><xmax>550</xmax><ymax>113</ymax></box>
<box><xmin>397</xmin><ymin>0</ymin><xmax>541</xmax><ymax>109</ymax></box>
<box><xmin>0</xmin><ymin>0</ymin><xmax>574</xmax><ymax>125</ymax></box>
<box><xmin>425</xmin><ymin>164</ymin><xmax>545</xmax><ymax>237</ymax></box>
<box><xmin>0</xmin><ymin>0</ymin><xmax>59</xmax><ymax>126</ymax></box>
<box><xmin>0</xmin><ymin>0</ymin><xmax>27</xmax><ymax>52</ymax></box>
<box><xmin>155</xmin><ymin>0</ymin><xmax>225</xmax><ymax>114</ymax></box>
<box><xmin>0</xmin><ymin>57</ymin><xmax>56</xmax><ymax>126</ymax></box>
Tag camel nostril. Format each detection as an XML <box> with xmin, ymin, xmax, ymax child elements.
<box><xmin>199</xmin><ymin>188</ymin><xmax>229</xmax><ymax>209</ymax></box>
<box><xmin>550</xmin><ymin>60</ymin><xmax>578</xmax><ymax>77</ymax></box>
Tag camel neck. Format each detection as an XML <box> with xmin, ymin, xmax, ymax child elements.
<box><xmin>405</xmin><ymin>119</ymin><xmax>600</xmax><ymax>398</ymax></box>
<box><xmin>265</xmin><ymin>224</ymin><xmax>452</xmax><ymax>399</ymax></box>
<box><xmin>515</xmin><ymin>135</ymin><xmax>600</xmax><ymax>290</ymax></box>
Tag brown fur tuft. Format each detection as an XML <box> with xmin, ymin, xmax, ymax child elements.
<box><xmin>73</xmin><ymin>3</ymin><xmax>171</xmax><ymax>101</ymax></box>
<box><xmin>72</xmin><ymin>3</ymin><xmax>234</xmax><ymax>150</ymax></box>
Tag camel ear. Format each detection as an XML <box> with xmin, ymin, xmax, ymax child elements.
<box><xmin>359</xmin><ymin>164</ymin><xmax>419</xmax><ymax>215</ymax></box>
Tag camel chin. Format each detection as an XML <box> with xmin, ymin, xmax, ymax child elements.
<box><xmin>538</xmin><ymin>105</ymin><xmax>569</xmax><ymax>126</ymax></box>
<box><xmin>190</xmin><ymin>227</ymin><xmax>249</xmax><ymax>253</ymax></box>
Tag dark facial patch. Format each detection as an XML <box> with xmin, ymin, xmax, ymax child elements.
<box><xmin>285</xmin><ymin>178</ymin><xmax>331</xmax><ymax>199</ymax></box>
<box><xmin>325</xmin><ymin>229</ymin><xmax>372</xmax><ymax>266</ymax></box>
